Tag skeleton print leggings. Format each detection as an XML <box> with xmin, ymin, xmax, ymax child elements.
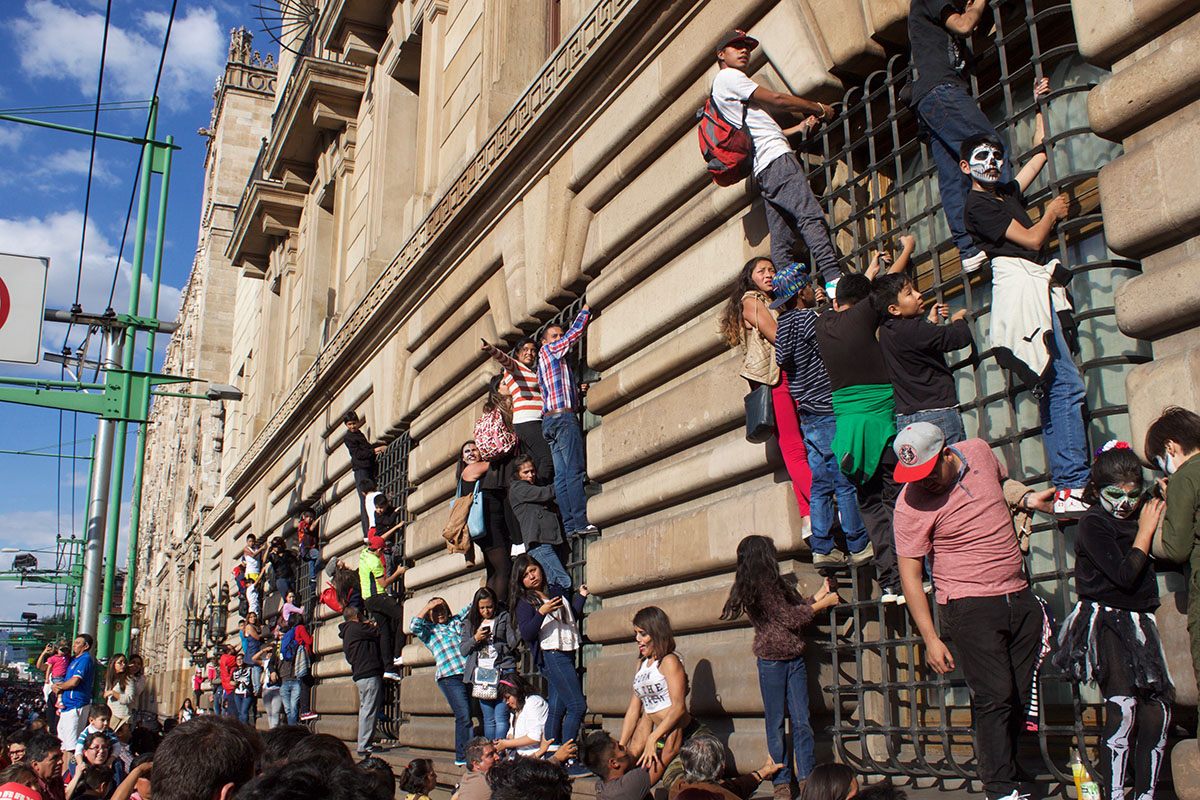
<box><xmin>1097</xmin><ymin>627</ymin><xmax>1170</xmax><ymax>800</ymax></box>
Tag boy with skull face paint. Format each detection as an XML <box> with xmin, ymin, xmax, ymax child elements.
<box><xmin>962</xmin><ymin>78</ymin><xmax>1091</xmax><ymax>516</ymax></box>
<box><xmin>1054</xmin><ymin>441</ymin><xmax>1172</xmax><ymax>800</ymax></box>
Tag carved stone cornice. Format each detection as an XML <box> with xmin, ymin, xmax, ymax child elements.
<box><xmin>263</xmin><ymin>58</ymin><xmax>369</xmax><ymax>179</ymax></box>
<box><xmin>221</xmin><ymin>0</ymin><xmax>640</xmax><ymax>496</ymax></box>
<box><xmin>225</xmin><ymin>179</ymin><xmax>306</xmax><ymax>277</ymax></box>
<box><xmin>318</xmin><ymin>0</ymin><xmax>389</xmax><ymax>66</ymax></box>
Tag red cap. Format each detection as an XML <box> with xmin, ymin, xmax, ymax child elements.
<box><xmin>367</xmin><ymin>533</ymin><xmax>386</xmax><ymax>551</ymax></box>
<box><xmin>0</xmin><ymin>783</ymin><xmax>44</xmax><ymax>800</ymax></box>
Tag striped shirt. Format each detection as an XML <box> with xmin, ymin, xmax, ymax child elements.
<box><xmin>774</xmin><ymin>308</ymin><xmax>834</xmax><ymax>415</ymax></box>
<box><xmin>484</xmin><ymin>344</ymin><xmax>543</xmax><ymax>424</ymax></box>
<box><xmin>411</xmin><ymin>607</ymin><xmax>470</xmax><ymax>679</ymax></box>
<box><xmin>538</xmin><ymin>308</ymin><xmax>590</xmax><ymax>414</ymax></box>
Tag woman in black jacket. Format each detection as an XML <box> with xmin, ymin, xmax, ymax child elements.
<box><xmin>1055</xmin><ymin>442</ymin><xmax>1170</xmax><ymax>800</ymax></box>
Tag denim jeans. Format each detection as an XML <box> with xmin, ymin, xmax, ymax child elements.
<box><xmin>437</xmin><ymin>675</ymin><xmax>473</xmax><ymax>762</ymax></box>
<box><xmin>542</xmin><ymin>413</ymin><xmax>590</xmax><ymax>533</ymax></box>
<box><xmin>234</xmin><ymin>694</ymin><xmax>252</xmax><ymax>724</ymax></box>
<box><xmin>304</xmin><ymin>551</ymin><xmax>321</xmax><ymax>584</ymax></box>
<box><xmin>541</xmin><ymin>649</ymin><xmax>586</xmax><ymax>746</ymax></box>
<box><xmin>274</xmin><ymin>577</ymin><xmax>291</xmax><ymax>599</ymax></box>
<box><xmin>355</xmin><ymin>676</ymin><xmax>382</xmax><ymax>754</ymax></box>
<box><xmin>528</xmin><ymin>544</ymin><xmax>572</xmax><ymax>589</ymax></box>
<box><xmin>755</xmin><ymin>153</ymin><xmax>842</xmax><ymax>284</ymax></box>
<box><xmin>250</xmin><ymin>665</ymin><xmax>263</xmax><ymax>695</ymax></box>
<box><xmin>757</xmin><ymin>656</ymin><xmax>815</xmax><ymax>785</ymax></box>
<box><xmin>896</xmin><ymin>407</ymin><xmax>966</xmax><ymax>446</ymax></box>
<box><xmin>1038</xmin><ymin>312</ymin><xmax>1090</xmax><ymax>489</ymax></box>
<box><xmin>916</xmin><ymin>83</ymin><xmax>1012</xmax><ymax>260</ymax></box>
<box><xmin>480</xmin><ymin>696</ymin><xmax>510</xmax><ymax>740</ymax></box>
<box><xmin>799</xmin><ymin>413</ymin><xmax>869</xmax><ymax>556</ymax></box>
<box><xmin>280</xmin><ymin>679</ymin><xmax>302</xmax><ymax>725</ymax></box>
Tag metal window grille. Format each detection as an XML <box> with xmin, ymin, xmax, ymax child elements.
<box><xmin>803</xmin><ymin>0</ymin><xmax>1150</xmax><ymax>793</ymax></box>
<box><xmin>373</xmin><ymin>432</ymin><xmax>413</xmax><ymax>740</ymax></box>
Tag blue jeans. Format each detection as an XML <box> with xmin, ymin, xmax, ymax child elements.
<box><xmin>799</xmin><ymin>413</ymin><xmax>869</xmax><ymax>556</ymax></box>
<box><xmin>1039</xmin><ymin>312</ymin><xmax>1090</xmax><ymax>489</ymax></box>
<box><xmin>275</xmin><ymin>577</ymin><xmax>292</xmax><ymax>598</ymax></box>
<box><xmin>528</xmin><ymin>544</ymin><xmax>572</xmax><ymax>589</ymax></box>
<box><xmin>758</xmin><ymin>656</ymin><xmax>815</xmax><ymax>785</ymax></box>
<box><xmin>234</xmin><ymin>694</ymin><xmax>252</xmax><ymax>724</ymax></box>
<box><xmin>280</xmin><ymin>679</ymin><xmax>302</xmax><ymax>725</ymax></box>
<box><xmin>304</xmin><ymin>551</ymin><xmax>320</xmax><ymax>583</ymax></box>
<box><xmin>437</xmin><ymin>675</ymin><xmax>473</xmax><ymax>762</ymax></box>
<box><xmin>916</xmin><ymin>83</ymin><xmax>1012</xmax><ymax>259</ymax></box>
<box><xmin>541</xmin><ymin>649</ymin><xmax>586</xmax><ymax>746</ymax></box>
<box><xmin>250</xmin><ymin>665</ymin><xmax>263</xmax><ymax>695</ymax></box>
<box><xmin>480</xmin><ymin>696</ymin><xmax>509</xmax><ymax>740</ymax></box>
<box><xmin>896</xmin><ymin>407</ymin><xmax>966</xmax><ymax>446</ymax></box>
<box><xmin>542</xmin><ymin>413</ymin><xmax>590</xmax><ymax>533</ymax></box>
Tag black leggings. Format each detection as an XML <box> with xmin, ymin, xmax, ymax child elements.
<box><xmin>1098</xmin><ymin>626</ymin><xmax>1170</xmax><ymax>800</ymax></box>
<box><xmin>481</xmin><ymin>490</ymin><xmax>515</xmax><ymax>602</ymax></box>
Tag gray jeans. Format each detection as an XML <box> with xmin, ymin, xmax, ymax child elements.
<box><xmin>756</xmin><ymin>152</ymin><xmax>840</xmax><ymax>284</ymax></box>
<box><xmin>355</xmin><ymin>676</ymin><xmax>382</xmax><ymax>753</ymax></box>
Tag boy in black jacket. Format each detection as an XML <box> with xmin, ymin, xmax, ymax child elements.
<box><xmin>873</xmin><ymin>273</ymin><xmax>973</xmax><ymax>445</ymax></box>
<box><xmin>508</xmin><ymin>456</ymin><xmax>572</xmax><ymax>590</ymax></box>
<box><xmin>339</xmin><ymin>606</ymin><xmax>384</xmax><ymax>756</ymax></box>
<box><xmin>342</xmin><ymin>412</ymin><xmax>387</xmax><ymax>535</ymax></box>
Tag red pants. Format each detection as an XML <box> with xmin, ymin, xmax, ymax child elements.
<box><xmin>773</xmin><ymin>376</ymin><xmax>812</xmax><ymax>517</ymax></box>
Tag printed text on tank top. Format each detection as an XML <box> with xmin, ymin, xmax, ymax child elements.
<box><xmin>633</xmin><ymin>657</ymin><xmax>673</xmax><ymax>714</ymax></box>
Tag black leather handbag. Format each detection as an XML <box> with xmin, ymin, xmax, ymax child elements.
<box><xmin>744</xmin><ymin>384</ymin><xmax>776</xmax><ymax>443</ymax></box>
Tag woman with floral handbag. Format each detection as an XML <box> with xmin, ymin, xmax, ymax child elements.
<box><xmin>458</xmin><ymin>587</ymin><xmax>520</xmax><ymax>739</ymax></box>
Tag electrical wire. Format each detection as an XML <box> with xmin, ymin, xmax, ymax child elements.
<box><xmin>61</xmin><ymin>0</ymin><xmax>114</xmax><ymax>350</ymax></box>
<box><xmin>0</xmin><ymin>100</ymin><xmax>150</xmax><ymax>116</ymax></box>
<box><xmin>103</xmin><ymin>0</ymin><xmax>180</xmax><ymax>314</ymax></box>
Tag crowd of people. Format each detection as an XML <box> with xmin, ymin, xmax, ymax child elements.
<box><xmin>15</xmin><ymin>5</ymin><xmax>1200</xmax><ymax>800</ymax></box>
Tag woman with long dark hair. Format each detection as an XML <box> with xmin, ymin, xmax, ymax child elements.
<box><xmin>483</xmin><ymin>336</ymin><xmax>555</xmax><ymax>482</ymax></box>
<box><xmin>509</xmin><ymin>554</ymin><xmax>590</xmax><ymax>775</ymax></box>
<box><xmin>102</xmin><ymin>654</ymin><xmax>134</xmax><ymax>731</ymax></box>
<box><xmin>797</xmin><ymin>763</ymin><xmax>858</xmax><ymax>800</ymax></box>
<box><xmin>718</xmin><ymin>257</ymin><xmax>812</xmax><ymax>529</ymax></box>
<box><xmin>397</xmin><ymin>757</ymin><xmax>437</xmax><ymax>800</ymax></box>
<box><xmin>459</xmin><ymin>586</ymin><xmax>520</xmax><ymax>739</ymax></box>
<box><xmin>721</xmin><ymin>535</ymin><xmax>838</xmax><ymax>799</ymax></box>
<box><xmin>1055</xmin><ymin>442</ymin><xmax>1171</xmax><ymax>800</ymax></box>
<box><xmin>494</xmin><ymin>673</ymin><xmax>550</xmax><ymax>756</ymax></box>
<box><xmin>619</xmin><ymin>607</ymin><xmax>697</xmax><ymax>781</ymax></box>
<box><xmin>457</xmin><ymin>439</ymin><xmax>516</xmax><ymax>600</ymax></box>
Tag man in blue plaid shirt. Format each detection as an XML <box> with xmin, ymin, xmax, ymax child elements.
<box><xmin>411</xmin><ymin>597</ymin><xmax>472</xmax><ymax>764</ymax></box>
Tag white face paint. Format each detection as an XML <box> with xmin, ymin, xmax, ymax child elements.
<box><xmin>968</xmin><ymin>143</ymin><xmax>1004</xmax><ymax>186</ymax></box>
<box><xmin>1156</xmin><ymin>453</ymin><xmax>1178</xmax><ymax>475</ymax></box>
<box><xmin>1098</xmin><ymin>485</ymin><xmax>1143</xmax><ymax>520</ymax></box>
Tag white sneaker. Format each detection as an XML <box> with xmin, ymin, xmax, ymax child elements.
<box><xmin>799</xmin><ymin>516</ymin><xmax>812</xmax><ymax>540</ymax></box>
<box><xmin>961</xmin><ymin>251</ymin><xmax>989</xmax><ymax>273</ymax></box>
<box><xmin>393</xmin><ymin>656</ymin><xmax>404</xmax><ymax>666</ymax></box>
<box><xmin>991</xmin><ymin>791</ymin><xmax>1033</xmax><ymax>800</ymax></box>
<box><xmin>880</xmin><ymin>587</ymin><xmax>900</xmax><ymax>604</ymax></box>
<box><xmin>1053</xmin><ymin>488</ymin><xmax>1090</xmax><ymax>517</ymax></box>
<box><xmin>383</xmin><ymin>671</ymin><xmax>402</xmax><ymax>681</ymax></box>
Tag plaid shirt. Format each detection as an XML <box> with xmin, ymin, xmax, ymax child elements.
<box><xmin>538</xmin><ymin>308</ymin><xmax>590</xmax><ymax>413</ymax></box>
<box><xmin>410</xmin><ymin>606</ymin><xmax>469</xmax><ymax>679</ymax></box>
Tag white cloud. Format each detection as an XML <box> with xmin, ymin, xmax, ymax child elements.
<box><xmin>0</xmin><ymin>128</ymin><xmax>26</xmax><ymax>150</ymax></box>
<box><xmin>14</xmin><ymin>1</ymin><xmax>227</xmax><ymax>109</ymax></box>
<box><xmin>0</xmin><ymin>210</ymin><xmax>183</xmax><ymax>365</ymax></box>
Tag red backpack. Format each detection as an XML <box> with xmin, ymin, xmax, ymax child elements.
<box><xmin>697</xmin><ymin>94</ymin><xmax>753</xmax><ymax>186</ymax></box>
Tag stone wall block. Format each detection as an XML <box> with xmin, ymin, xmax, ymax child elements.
<box><xmin>587</xmin><ymin>429</ymin><xmax>780</xmax><ymax>530</ymax></box>
<box><xmin>405</xmin><ymin>548</ymin><xmax>484</xmax><ymax>591</ymax></box>
<box><xmin>1072</xmin><ymin>0</ymin><xmax>1200</xmax><ymax>67</ymax></box>
<box><xmin>395</xmin><ymin>715</ymin><xmax>456</xmax><ymax>750</ymax></box>
<box><xmin>407</xmin><ymin>461</ymin><xmax>457</xmax><ymax>516</ymax></box>
<box><xmin>400</xmin><ymin>671</ymin><xmax>453</xmax><ymax>715</ymax></box>
<box><xmin>1114</xmin><ymin>249</ymin><xmax>1200</xmax><ymax>339</ymax></box>
<box><xmin>409</xmin><ymin>403</ymin><xmax>478</xmax><ymax>483</ymax></box>
<box><xmin>586</xmin><ymin>305</ymin><xmax>726</xmax><ymax>417</ymax></box>
<box><xmin>588</xmin><ymin>475</ymin><xmax>804</xmax><ymax>595</ymax></box>
<box><xmin>1098</xmin><ymin>111</ymin><xmax>1200</xmax><ymax>257</ymax></box>
<box><xmin>311</xmin><ymin>677</ymin><xmax>361</xmax><ymax>714</ymax></box>
<box><xmin>1124</xmin><ymin>349</ymin><xmax>1200</xmax><ymax>452</ymax></box>
<box><xmin>587</xmin><ymin>349</ymin><xmax>744</xmax><ymax>482</ymax></box>
<box><xmin>1157</xmin><ymin>591</ymin><xmax>1198</xmax><ymax>707</ymax></box>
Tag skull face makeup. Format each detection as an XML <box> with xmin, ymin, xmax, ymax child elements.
<box><xmin>968</xmin><ymin>143</ymin><xmax>1004</xmax><ymax>186</ymax></box>
<box><xmin>1098</xmin><ymin>484</ymin><xmax>1144</xmax><ymax>520</ymax></box>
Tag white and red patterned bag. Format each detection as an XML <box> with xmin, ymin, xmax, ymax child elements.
<box><xmin>473</xmin><ymin>408</ymin><xmax>518</xmax><ymax>460</ymax></box>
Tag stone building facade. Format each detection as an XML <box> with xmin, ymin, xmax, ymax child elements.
<box><xmin>135</xmin><ymin>29</ymin><xmax>276</xmax><ymax>710</ymax></box>
<box><xmin>135</xmin><ymin>0</ymin><xmax>1200</xmax><ymax>794</ymax></box>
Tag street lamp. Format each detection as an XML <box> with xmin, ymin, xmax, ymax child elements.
<box><xmin>184</xmin><ymin>610</ymin><xmax>204</xmax><ymax>656</ymax></box>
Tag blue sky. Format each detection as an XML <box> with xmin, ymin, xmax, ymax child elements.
<box><xmin>0</xmin><ymin>0</ymin><xmax>262</xmax><ymax>648</ymax></box>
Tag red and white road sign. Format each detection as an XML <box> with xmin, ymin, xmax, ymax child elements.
<box><xmin>0</xmin><ymin>252</ymin><xmax>49</xmax><ymax>365</ymax></box>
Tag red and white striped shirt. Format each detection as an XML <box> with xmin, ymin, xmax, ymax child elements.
<box><xmin>484</xmin><ymin>343</ymin><xmax>543</xmax><ymax>424</ymax></box>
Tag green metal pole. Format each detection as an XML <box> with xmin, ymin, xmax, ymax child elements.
<box><xmin>119</xmin><ymin>133</ymin><xmax>173</xmax><ymax>655</ymax></box>
<box><xmin>98</xmin><ymin>104</ymin><xmax>156</xmax><ymax>661</ymax></box>
<box><xmin>0</xmin><ymin>113</ymin><xmax>178</xmax><ymax>149</ymax></box>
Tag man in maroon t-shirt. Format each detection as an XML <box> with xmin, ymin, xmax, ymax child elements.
<box><xmin>892</xmin><ymin>422</ymin><xmax>1053</xmax><ymax>800</ymax></box>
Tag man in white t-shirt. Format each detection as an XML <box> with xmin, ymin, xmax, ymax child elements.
<box><xmin>712</xmin><ymin>29</ymin><xmax>841</xmax><ymax>284</ymax></box>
